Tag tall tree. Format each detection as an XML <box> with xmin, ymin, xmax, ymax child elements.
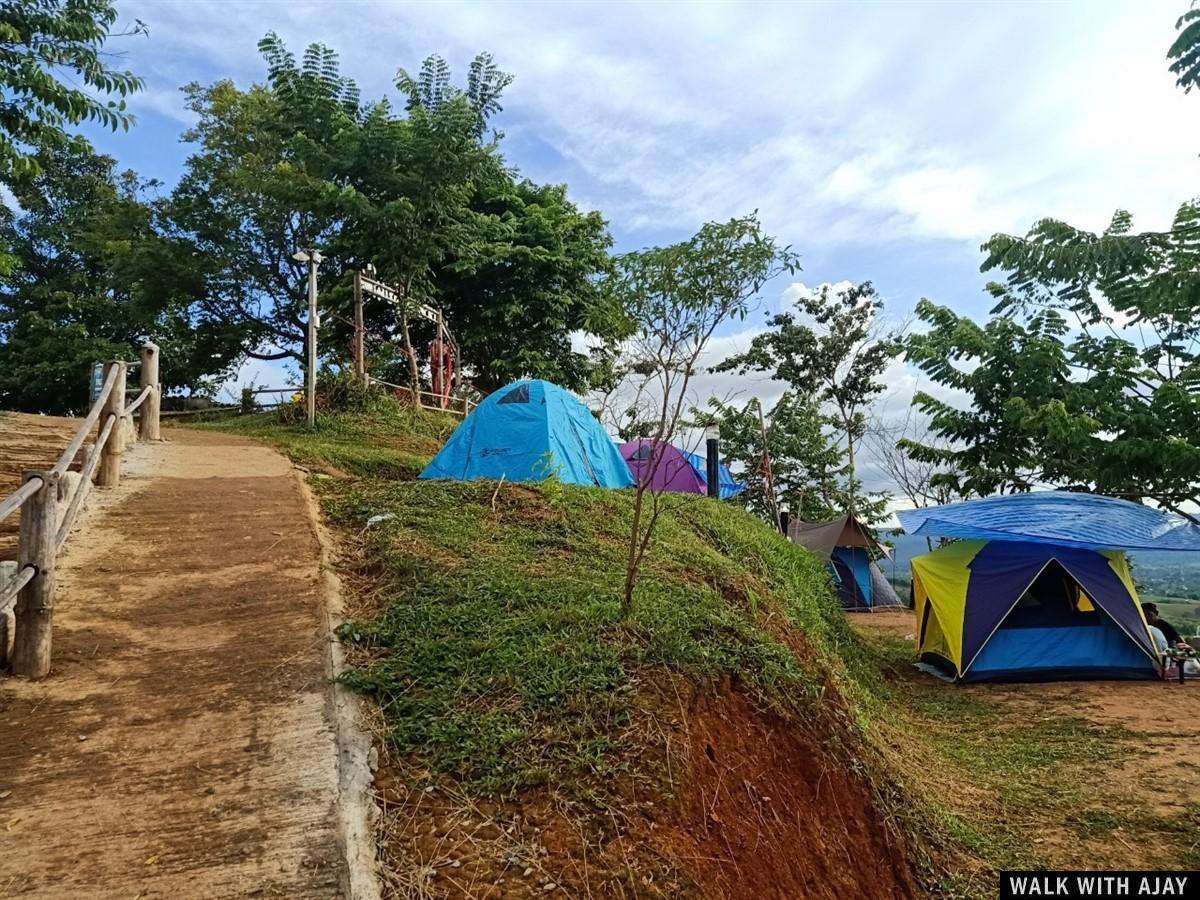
<box><xmin>713</xmin><ymin>281</ymin><xmax>900</xmax><ymax>514</ymax></box>
<box><xmin>434</xmin><ymin>177</ymin><xmax>625</xmax><ymax>393</ymax></box>
<box><xmin>902</xmin><ymin>11</ymin><xmax>1200</xmax><ymax>521</ymax></box>
<box><xmin>338</xmin><ymin>52</ymin><xmax>511</xmax><ymax>390</ymax></box>
<box><xmin>173</xmin><ymin>38</ymin><xmax>618</xmax><ymax>393</ymax></box>
<box><xmin>700</xmin><ymin>393</ymin><xmax>878</xmax><ymax>524</ymax></box>
<box><xmin>0</xmin><ymin>145</ymin><xmax>243</xmax><ymax>412</ymax></box>
<box><xmin>168</xmin><ymin>33</ymin><xmax>361</xmax><ymax>366</ymax></box>
<box><xmin>902</xmin><ymin>297</ymin><xmax>1081</xmax><ymax>499</ymax></box>
<box><xmin>0</xmin><ymin>0</ymin><xmax>144</xmax><ymax>181</ymax></box>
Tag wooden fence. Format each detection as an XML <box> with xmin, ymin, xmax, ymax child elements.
<box><xmin>0</xmin><ymin>343</ymin><xmax>162</xmax><ymax>678</ymax></box>
<box><xmin>366</xmin><ymin>375</ymin><xmax>477</xmax><ymax>417</ymax></box>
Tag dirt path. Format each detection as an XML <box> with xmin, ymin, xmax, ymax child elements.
<box><xmin>0</xmin><ymin>413</ymin><xmax>81</xmax><ymax>558</ymax></box>
<box><xmin>0</xmin><ymin>429</ymin><xmax>353</xmax><ymax>898</ymax></box>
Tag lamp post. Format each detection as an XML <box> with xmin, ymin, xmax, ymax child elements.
<box><xmin>293</xmin><ymin>249</ymin><xmax>324</xmax><ymax>427</ymax></box>
<box><xmin>704</xmin><ymin>422</ymin><xmax>721</xmax><ymax>499</ymax></box>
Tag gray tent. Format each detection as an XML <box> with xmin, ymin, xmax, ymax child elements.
<box><xmin>788</xmin><ymin>513</ymin><xmax>902</xmax><ymax>611</ymax></box>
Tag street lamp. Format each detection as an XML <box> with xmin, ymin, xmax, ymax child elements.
<box><xmin>293</xmin><ymin>249</ymin><xmax>324</xmax><ymax>427</ymax></box>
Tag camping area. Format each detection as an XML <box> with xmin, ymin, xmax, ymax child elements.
<box><xmin>0</xmin><ymin>2</ymin><xmax>1198</xmax><ymax>898</ymax></box>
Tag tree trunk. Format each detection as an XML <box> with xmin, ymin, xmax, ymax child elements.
<box><xmin>621</xmin><ymin>486</ymin><xmax>646</xmax><ymax>616</ymax></box>
<box><xmin>400</xmin><ymin>313</ymin><xmax>420</xmax><ymax>395</ymax></box>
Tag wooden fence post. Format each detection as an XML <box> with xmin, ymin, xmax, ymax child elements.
<box><xmin>11</xmin><ymin>471</ymin><xmax>58</xmax><ymax>678</ymax></box>
<box><xmin>0</xmin><ymin>561</ymin><xmax>14</xmax><ymax>669</ymax></box>
<box><xmin>353</xmin><ymin>269</ymin><xmax>365</xmax><ymax>383</ymax></box>
<box><xmin>139</xmin><ymin>342</ymin><xmax>161</xmax><ymax>441</ymax></box>
<box><xmin>97</xmin><ymin>360</ymin><xmax>126</xmax><ymax>488</ymax></box>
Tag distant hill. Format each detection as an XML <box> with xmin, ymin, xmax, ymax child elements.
<box><xmin>878</xmin><ymin>529</ymin><xmax>1200</xmax><ymax>600</ymax></box>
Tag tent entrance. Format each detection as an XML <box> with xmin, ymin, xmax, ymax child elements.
<box><xmin>830</xmin><ymin>547</ymin><xmax>871</xmax><ymax>610</ymax></box>
<box><xmin>964</xmin><ymin>559</ymin><xmax>1157</xmax><ymax>682</ymax></box>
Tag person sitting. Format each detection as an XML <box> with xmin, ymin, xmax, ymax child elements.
<box><xmin>1144</xmin><ymin>603</ymin><xmax>1199</xmax><ymax>679</ymax></box>
<box><xmin>1148</xmin><ymin>623</ymin><xmax>1170</xmax><ymax>656</ymax></box>
<box><xmin>1143</xmin><ymin>602</ymin><xmax>1185</xmax><ymax>647</ymax></box>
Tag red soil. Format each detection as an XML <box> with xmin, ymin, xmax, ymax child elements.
<box><xmin>658</xmin><ymin>686</ymin><xmax>917</xmax><ymax>900</ymax></box>
<box><xmin>371</xmin><ymin>681</ymin><xmax>918</xmax><ymax>898</ymax></box>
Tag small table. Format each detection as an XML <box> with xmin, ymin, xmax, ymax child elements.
<box><xmin>1164</xmin><ymin>648</ymin><xmax>1198</xmax><ymax>684</ymax></box>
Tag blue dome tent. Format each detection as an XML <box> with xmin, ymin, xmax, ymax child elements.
<box><xmin>419</xmin><ymin>379</ymin><xmax>635</xmax><ymax>488</ymax></box>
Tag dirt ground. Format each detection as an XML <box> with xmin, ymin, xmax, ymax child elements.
<box><xmin>0</xmin><ymin>414</ymin><xmax>82</xmax><ymax>558</ymax></box>
<box><xmin>853</xmin><ymin>608</ymin><xmax>1200</xmax><ymax>869</ymax></box>
<box><xmin>0</xmin><ymin>429</ymin><xmax>346</xmax><ymax>898</ymax></box>
<box><xmin>660</xmin><ymin>686</ymin><xmax>916</xmax><ymax>900</ymax></box>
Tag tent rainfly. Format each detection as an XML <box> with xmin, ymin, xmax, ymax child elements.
<box><xmin>618</xmin><ymin>439</ymin><xmax>744</xmax><ymax>499</ymax></box>
<box><xmin>897</xmin><ymin>491</ymin><xmax>1200</xmax><ymax>683</ymax></box>
<box><xmin>419</xmin><ymin>379</ymin><xmax>635</xmax><ymax>488</ymax></box>
<box><xmin>787</xmin><ymin>513</ymin><xmax>902</xmax><ymax>611</ymax></box>
<box><xmin>909</xmin><ymin>540</ymin><xmax>1160</xmax><ymax>682</ymax></box>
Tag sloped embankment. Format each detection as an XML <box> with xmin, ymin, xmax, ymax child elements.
<box><xmin>221</xmin><ymin>402</ymin><xmax>923</xmax><ymax>897</ymax></box>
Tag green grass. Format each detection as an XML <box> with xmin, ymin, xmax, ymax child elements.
<box><xmin>322</xmin><ymin>476</ymin><xmax>854</xmax><ymax>796</ymax></box>
<box><xmin>209</xmin><ymin>393</ymin><xmax>460</xmax><ymax>479</ymax></box>
<box><xmin>207</xmin><ymin>396</ymin><xmax>865</xmax><ymax>803</ymax></box>
<box><xmin>861</xmin><ymin>626</ymin><xmax>1200</xmax><ymax>887</ymax></box>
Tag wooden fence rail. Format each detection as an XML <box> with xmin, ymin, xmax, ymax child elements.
<box><xmin>366</xmin><ymin>375</ymin><xmax>477</xmax><ymax>417</ymax></box>
<box><xmin>0</xmin><ymin>342</ymin><xmax>162</xmax><ymax>677</ymax></box>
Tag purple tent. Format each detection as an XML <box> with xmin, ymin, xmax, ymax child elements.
<box><xmin>618</xmin><ymin>439</ymin><xmax>707</xmax><ymax>494</ymax></box>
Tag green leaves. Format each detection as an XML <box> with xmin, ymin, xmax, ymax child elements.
<box><xmin>0</xmin><ymin>0</ymin><xmax>145</xmax><ymax>181</ymax></box>
<box><xmin>612</xmin><ymin>214</ymin><xmax>799</xmax><ymax>356</ymax></box>
<box><xmin>713</xmin><ymin>281</ymin><xmax>900</xmax><ymax>512</ymax></box>
<box><xmin>1169</xmin><ymin>7</ymin><xmax>1200</xmax><ymax>92</ymax></box>
<box><xmin>0</xmin><ymin>143</ymin><xmax>246</xmax><ymax>413</ymax></box>
<box><xmin>909</xmin><ymin>193</ymin><xmax>1200</xmax><ymax>516</ymax></box>
<box><xmin>955</xmin><ymin>8</ymin><xmax>1200</xmax><ymax>518</ymax></box>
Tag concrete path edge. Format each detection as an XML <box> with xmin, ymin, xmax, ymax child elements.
<box><xmin>298</xmin><ymin>470</ymin><xmax>384</xmax><ymax>900</ymax></box>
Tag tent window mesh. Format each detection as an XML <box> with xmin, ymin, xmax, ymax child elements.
<box><xmin>499</xmin><ymin>384</ymin><xmax>530</xmax><ymax>404</ymax></box>
<box><xmin>631</xmin><ymin>445</ymin><xmax>653</xmax><ymax>460</ymax></box>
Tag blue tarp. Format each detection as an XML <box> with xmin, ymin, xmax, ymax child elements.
<box><xmin>897</xmin><ymin>491</ymin><xmax>1200</xmax><ymax>552</ymax></box>
<box><xmin>419</xmin><ymin>379</ymin><xmax>635</xmax><ymax>488</ymax></box>
<box><xmin>679</xmin><ymin>448</ymin><xmax>745</xmax><ymax>499</ymax></box>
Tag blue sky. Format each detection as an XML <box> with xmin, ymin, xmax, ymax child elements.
<box><xmin>80</xmin><ymin>0</ymin><xmax>1200</xmax><ymax>486</ymax></box>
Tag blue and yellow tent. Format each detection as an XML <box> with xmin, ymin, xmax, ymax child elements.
<box><xmin>911</xmin><ymin>540</ymin><xmax>1159</xmax><ymax>682</ymax></box>
<box><xmin>419</xmin><ymin>379</ymin><xmax>634</xmax><ymax>488</ymax></box>
<box><xmin>898</xmin><ymin>491</ymin><xmax>1200</xmax><ymax>683</ymax></box>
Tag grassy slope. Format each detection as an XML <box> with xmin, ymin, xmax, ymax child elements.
<box><xmin>217</xmin><ymin>399</ymin><xmax>872</xmax><ymax>786</ymax></box>
<box><xmin>206</xmin><ymin>396</ymin><xmax>1191</xmax><ymax>896</ymax></box>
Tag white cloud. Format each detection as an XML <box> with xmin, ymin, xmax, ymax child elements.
<box><xmin>115</xmin><ymin>0</ymin><xmax>1200</xmax><ymax>251</ymax></box>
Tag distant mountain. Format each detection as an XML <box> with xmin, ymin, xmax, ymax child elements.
<box><xmin>877</xmin><ymin>530</ymin><xmax>1200</xmax><ymax>600</ymax></box>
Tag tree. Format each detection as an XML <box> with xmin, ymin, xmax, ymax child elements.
<box><xmin>168</xmin><ymin>34</ymin><xmax>361</xmax><ymax>367</ymax></box>
<box><xmin>713</xmin><ymin>281</ymin><xmax>900</xmax><ymax>514</ymax></box>
<box><xmin>607</xmin><ymin>214</ymin><xmax>799</xmax><ymax>615</ymax></box>
<box><xmin>0</xmin><ymin>0</ymin><xmax>145</xmax><ymax>181</ymax></box>
<box><xmin>700</xmin><ymin>392</ymin><xmax>867</xmax><ymax>524</ymax></box>
<box><xmin>905</xmin><ymin>210</ymin><xmax>1200</xmax><ymax>521</ymax></box>
<box><xmin>342</xmin><ymin>53</ymin><xmax>512</xmax><ymax>391</ymax></box>
<box><xmin>901</xmin><ymin>11</ymin><xmax>1200</xmax><ymax>521</ymax></box>
<box><xmin>173</xmin><ymin>38</ymin><xmax>616</xmax><ymax>394</ymax></box>
<box><xmin>867</xmin><ymin>405</ymin><xmax>956</xmax><ymax>512</ymax></box>
<box><xmin>434</xmin><ymin>177</ymin><xmax>626</xmax><ymax>393</ymax></box>
<box><xmin>0</xmin><ymin>144</ymin><xmax>244</xmax><ymax>412</ymax></box>
<box><xmin>901</xmin><ymin>298</ymin><xmax>1080</xmax><ymax>499</ymax></box>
